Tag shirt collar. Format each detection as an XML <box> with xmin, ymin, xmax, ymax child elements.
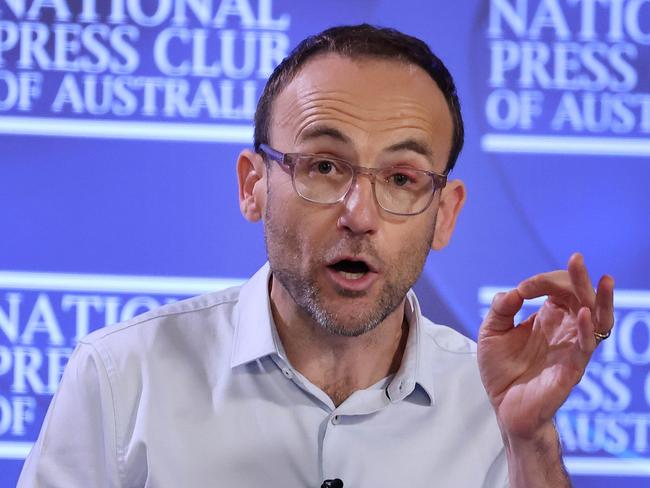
<box><xmin>231</xmin><ymin>263</ymin><xmax>436</xmax><ymax>406</ymax></box>
<box><xmin>230</xmin><ymin>263</ymin><xmax>279</xmax><ymax>368</ymax></box>
<box><xmin>385</xmin><ymin>290</ymin><xmax>435</xmax><ymax>406</ymax></box>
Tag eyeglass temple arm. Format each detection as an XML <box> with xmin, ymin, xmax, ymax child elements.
<box><xmin>258</xmin><ymin>144</ymin><xmax>285</xmax><ymax>163</ymax></box>
<box><xmin>436</xmin><ymin>174</ymin><xmax>448</xmax><ymax>189</ymax></box>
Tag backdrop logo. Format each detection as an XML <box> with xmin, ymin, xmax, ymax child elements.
<box><xmin>479</xmin><ymin>287</ymin><xmax>650</xmax><ymax>477</ymax></box>
<box><xmin>480</xmin><ymin>0</ymin><xmax>650</xmax><ymax>156</ymax></box>
<box><xmin>0</xmin><ymin>0</ymin><xmax>291</xmax><ymax>142</ymax></box>
<box><xmin>0</xmin><ymin>270</ymin><xmax>244</xmax><ymax>460</ymax></box>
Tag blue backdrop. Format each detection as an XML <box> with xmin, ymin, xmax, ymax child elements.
<box><xmin>1</xmin><ymin>0</ymin><xmax>649</xmax><ymax>486</ymax></box>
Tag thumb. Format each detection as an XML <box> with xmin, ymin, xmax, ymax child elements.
<box><xmin>483</xmin><ymin>289</ymin><xmax>524</xmax><ymax>332</ymax></box>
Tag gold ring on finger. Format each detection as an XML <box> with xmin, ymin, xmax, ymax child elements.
<box><xmin>594</xmin><ymin>329</ymin><xmax>612</xmax><ymax>343</ymax></box>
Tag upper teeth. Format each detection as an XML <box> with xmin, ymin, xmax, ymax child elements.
<box><xmin>341</xmin><ymin>271</ymin><xmax>364</xmax><ymax>280</ymax></box>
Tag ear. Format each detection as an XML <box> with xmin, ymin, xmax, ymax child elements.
<box><xmin>432</xmin><ymin>179</ymin><xmax>466</xmax><ymax>250</ymax></box>
<box><xmin>237</xmin><ymin>149</ymin><xmax>267</xmax><ymax>222</ymax></box>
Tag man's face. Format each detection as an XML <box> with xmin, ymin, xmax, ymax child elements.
<box><xmin>254</xmin><ymin>54</ymin><xmax>459</xmax><ymax>336</ymax></box>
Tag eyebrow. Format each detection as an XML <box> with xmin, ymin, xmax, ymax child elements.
<box><xmin>296</xmin><ymin>127</ymin><xmax>435</xmax><ymax>165</ymax></box>
<box><xmin>296</xmin><ymin>125</ymin><xmax>352</xmax><ymax>145</ymax></box>
<box><xmin>384</xmin><ymin>138</ymin><xmax>434</xmax><ymax>159</ymax></box>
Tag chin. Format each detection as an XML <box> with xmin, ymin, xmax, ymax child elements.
<box><xmin>318</xmin><ymin>320</ymin><xmax>381</xmax><ymax>338</ymax></box>
<box><xmin>308</xmin><ymin>301</ymin><xmax>394</xmax><ymax>338</ymax></box>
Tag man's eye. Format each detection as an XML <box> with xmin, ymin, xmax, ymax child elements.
<box><xmin>315</xmin><ymin>160</ymin><xmax>335</xmax><ymax>174</ymax></box>
<box><xmin>390</xmin><ymin>173</ymin><xmax>411</xmax><ymax>186</ymax></box>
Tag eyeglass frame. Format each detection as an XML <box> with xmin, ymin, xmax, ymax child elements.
<box><xmin>257</xmin><ymin>143</ymin><xmax>448</xmax><ymax>216</ymax></box>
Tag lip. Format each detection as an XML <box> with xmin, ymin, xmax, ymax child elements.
<box><xmin>325</xmin><ymin>255</ymin><xmax>379</xmax><ymax>273</ymax></box>
<box><xmin>324</xmin><ymin>255</ymin><xmax>380</xmax><ymax>293</ymax></box>
<box><xmin>324</xmin><ymin>266</ymin><xmax>379</xmax><ymax>292</ymax></box>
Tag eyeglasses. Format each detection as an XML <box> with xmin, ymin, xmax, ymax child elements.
<box><xmin>258</xmin><ymin>144</ymin><xmax>447</xmax><ymax>216</ymax></box>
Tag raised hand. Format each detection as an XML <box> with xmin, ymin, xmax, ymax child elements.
<box><xmin>477</xmin><ymin>253</ymin><xmax>615</xmax><ymax>440</ymax></box>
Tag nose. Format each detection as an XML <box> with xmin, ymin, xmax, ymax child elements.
<box><xmin>337</xmin><ymin>175</ymin><xmax>380</xmax><ymax>235</ymax></box>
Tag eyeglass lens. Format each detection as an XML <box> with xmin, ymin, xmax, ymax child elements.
<box><xmin>291</xmin><ymin>156</ymin><xmax>436</xmax><ymax>215</ymax></box>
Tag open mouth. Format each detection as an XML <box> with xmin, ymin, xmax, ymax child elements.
<box><xmin>328</xmin><ymin>259</ymin><xmax>371</xmax><ymax>280</ymax></box>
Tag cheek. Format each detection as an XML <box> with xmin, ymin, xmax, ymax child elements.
<box><xmin>272</xmin><ymin>173</ymin><xmax>295</xmax><ymax>197</ymax></box>
<box><xmin>277</xmin><ymin>209</ymin><xmax>343</xmax><ymax>264</ymax></box>
<box><xmin>265</xmin><ymin>196</ymin><xmax>313</xmax><ymax>251</ymax></box>
<box><xmin>388</xmin><ymin>213</ymin><xmax>436</xmax><ymax>250</ymax></box>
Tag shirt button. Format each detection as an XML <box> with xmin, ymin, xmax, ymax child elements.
<box><xmin>282</xmin><ymin>368</ymin><xmax>293</xmax><ymax>379</ymax></box>
<box><xmin>331</xmin><ymin>415</ymin><xmax>341</xmax><ymax>425</ymax></box>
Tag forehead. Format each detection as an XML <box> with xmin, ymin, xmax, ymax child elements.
<box><xmin>269</xmin><ymin>53</ymin><xmax>454</xmax><ymax>169</ymax></box>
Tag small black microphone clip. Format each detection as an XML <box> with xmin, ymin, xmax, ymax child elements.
<box><xmin>321</xmin><ymin>478</ymin><xmax>344</xmax><ymax>488</ymax></box>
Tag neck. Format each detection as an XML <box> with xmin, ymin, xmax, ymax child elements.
<box><xmin>269</xmin><ymin>275</ymin><xmax>409</xmax><ymax>407</ymax></box>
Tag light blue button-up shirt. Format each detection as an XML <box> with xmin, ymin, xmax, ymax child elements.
<box><xmin>19</xmin><ymin>264</ymin><xmax>508</xmax><ymax>487</ymax></box>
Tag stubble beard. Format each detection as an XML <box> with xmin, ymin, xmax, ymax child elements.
<box><xmin>264</xmin><ymin>196</ymin><xmax>435</xmax><ymax>338</ymax></box>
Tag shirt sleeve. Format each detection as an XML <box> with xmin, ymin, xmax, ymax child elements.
<box><xmin>17</xmin><ymin>342</ymin><xmax>121</xmax><ymax>488</ymax></box>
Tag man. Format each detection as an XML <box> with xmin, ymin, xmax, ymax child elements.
<box><xmin>19</xmin><ymin>25</ymin><xmax>614</xmax><ymax>487</ymax></box>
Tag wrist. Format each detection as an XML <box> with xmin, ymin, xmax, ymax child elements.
<box><xmin>501</xmin><ymin>421</ymin><xmax>571</xmax><ymax>488</ymax></box>
<box><xmin>501</xmin><ymin>419</ymin><xmax>559</xmax><ymax>450</ymax></box>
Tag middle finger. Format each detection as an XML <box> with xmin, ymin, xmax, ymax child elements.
<box><xmin>568</xmin><ymin>253</ymin><xmax>596</xmax><ymax>311</ymax></box>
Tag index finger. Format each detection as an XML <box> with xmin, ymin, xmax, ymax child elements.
<box><xmin>517</xmin><ymin>270</ymin><xmax>575</xmax><ymax>301</ymax></box>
